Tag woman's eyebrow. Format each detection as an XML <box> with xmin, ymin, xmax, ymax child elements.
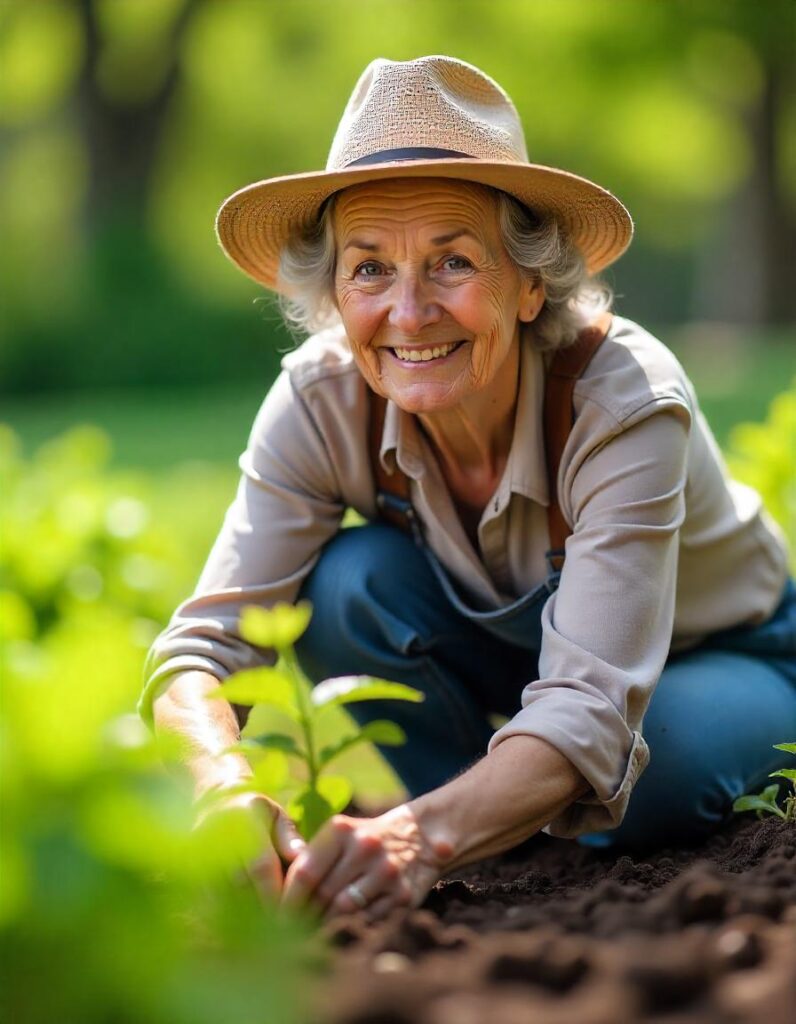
<box><xmin>343</xmin><ymin>239</ymin><xmax>380</xmax><ymax>253</ymax></box>
<box><xmin>429</xmin><ymin>228</ymin><xmax>480</xmax><ymax>246</ymax></box>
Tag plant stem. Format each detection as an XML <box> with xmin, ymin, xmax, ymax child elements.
<box><xmin>281</xmin><ymin>646</ymin><xmax>318</xmax><ymax>787</ymax></box>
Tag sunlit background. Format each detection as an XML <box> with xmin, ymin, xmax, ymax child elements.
<box><xmin>2</xmin><ymin>0</ymin><xmax>794</xmax><ymax>459</ymax></box>
<box><xmin>1</xmin><ymin>3</ymin><xmax>794</xmax><ymax>1019</ymax></box>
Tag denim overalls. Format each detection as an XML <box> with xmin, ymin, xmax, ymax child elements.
<box><xmin>296</xmin><ymin>515</ymin><xmax>796</xmax><ymax>850</ymax></box>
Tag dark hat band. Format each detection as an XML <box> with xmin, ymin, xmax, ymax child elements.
<box><xmin>346</xmin><ymin>147</ymin><xmax>472</xmax><ymax>167</ymax></box>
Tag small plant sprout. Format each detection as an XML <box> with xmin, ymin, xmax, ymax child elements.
<box><xmin>733</xmin><ymin>743</ymin><xmax>796</xmax><ymax>822</ymax></box>
<box><xmin>205</xmin><ymin>601</ymin><xmax>424</xmax><ymax>840</ymax></box>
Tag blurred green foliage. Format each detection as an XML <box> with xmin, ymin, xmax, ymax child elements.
<box><xmin>0</xmin><ymin>424</ymin><xmax>189</xmax><ymax>638</ymax></box>
<box><xmin>726</xmin><ymin>378</ymin><xmax>796</xmax><ymax>566</ymax></box>
<box><xmin>0</xmin><ymin>423</ymin><xmax>323</xmax><ymax>1024</ymax></box>
<box><xmin>0</xmin><ymin>0</ymin><xmax>793</xmax><ymax>396</ymax></box>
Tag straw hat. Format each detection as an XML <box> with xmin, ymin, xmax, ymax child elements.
<box><xmin>215</xmin><ymin>55</ymin><xmax>633</xmax><ymax>292</ymax></box>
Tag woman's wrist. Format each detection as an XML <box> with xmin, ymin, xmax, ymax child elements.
<box><xmin>151</xmin><ymin>670</ymin><xmax>254</xmax><ymax>803</ymax></box>
<box><xmin>407</xmin><ymin>734</ymin><xmax>588</xmax><ymax>873</ymax></box>
<box><xmin>191</xmin><ymin>751</ymin><xmax>255</xmax><ymax>803</ymax></box>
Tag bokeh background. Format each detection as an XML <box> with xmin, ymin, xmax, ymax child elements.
<box><xmin>1</xmin><ymin>3</ymin><xmax>794</xmax><ymax>1019</ymax></box>
<box><xmin>2</xmin><ymin>0</ymin><xmax>795</xmax><ymax>456</ymax></box>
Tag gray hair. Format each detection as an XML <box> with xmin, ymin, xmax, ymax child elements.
<box><xmin>277</xmin><ymin>185</ymin><xmax>612</xmax><ymax>351</ymax></box>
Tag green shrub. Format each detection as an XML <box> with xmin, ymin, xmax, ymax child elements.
<box><xmin>0</xmin><ymin>425</ymin><xmax>322</xmax><ymax>1024</ymax></box>
<box><xmin>725</xmin><ymin>378</ymin><xmax>796</xmax><ymax>566</ymax></box>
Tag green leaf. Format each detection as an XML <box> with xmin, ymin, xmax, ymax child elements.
<box><xmin>733</xmin><ymin>785</ymin><xmax>786</xmax><ymax>819</ymax></box>
<box><xmin>285</xmin><ymin>777</ymin><xmax>353</xmax><ymax>841</ymax></box>
<box><xmin>732</xmin><ymin>796</ymin><xmax>776</xmax><ymax>815</ymax></box>
<box><xmin>249</xmin><ymin>732</ymin><xmax>305</xmax><ymax>759</ymax></box>
<box><xmin>251</xmin><ymin>749</ymin><xmax>290</xmax><ymax>793</ymax></box>
<box><xmin>239</xmin><ymin>602</ymin><xmax>313</xmax><ymax>649</ymax></box>
<box><xmin>203</xmin><ymin>750</ymin><xmax>290</xmax><ymax>798</ymax></box>
<box><xmin>206</xmin><ymin>666</ymin><xmax>299</xmax><ymax>717</ymax></box>
<box><xmin>773</xmin><ymin>742</ymin><xmax>796</xmax><ymax>755</ymax></box>
<box><xmin>288</xmin><ymin>786</ymin><xmax>333</xmax><ymax>841</ymax></box>
<box><xmin>358</xmin><ymin>719</ymin><xmax>408</xmax><ymax>745</ymax></box>
<box><xmin>316</xmin><ymin>775</ymin><xmax>353</xmax><ymax>815</ymax></box>
<box><xmin>225</xmin><ymin>734</ymin><xmax>305</xmax><ymax>761</ymax></box>
<box><xmin>758</xmin><ymin>783</ymin><xmax>782</xmax><ymax>803</ymax></box>
<box><xmin>318</xmin><ymin>720</ymin><xmax>407</xmax><ymax>769</ymax></box>
<box><xmin>769</xmin><ymin>769</ymin><xmax>796</xmax><ymax>781</ymax></box>
<box><xmin>311</xmin><ymin>675</ymin><xmax>425</xmax><ymax>710</ymax></box>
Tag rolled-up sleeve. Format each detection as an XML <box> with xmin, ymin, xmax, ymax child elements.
<box><xmin>488</xmin><ymin>402</ymin><xmax>691</xmax><ymax>837</ymax></box>
<box><xmin>138</xmin><ymin>368</ymin><xmax>345</xmax><ymax>728</ymax></box>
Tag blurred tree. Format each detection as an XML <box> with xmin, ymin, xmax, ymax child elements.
<box><xmin>688</xmin><ymin>1</ymin><xmax>796</xmax><ymax>323</ymax></box>
<box><xmin>73</xmin><ymin>0</ymin><xmax>197</xmax><ymax>233</ymax></box>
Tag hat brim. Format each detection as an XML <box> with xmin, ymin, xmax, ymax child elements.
<box><xmin>215</xmin><ymin>158</ymin><xmax>633</xmax><ymax>292</ymax></box>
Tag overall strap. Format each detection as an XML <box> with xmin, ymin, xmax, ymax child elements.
<box><xmin>543</xmin><ymin>311</ymin><xmax>613</xmax><ymax>572</ymax></box>
<box><xmin>368</xmin><ymin>312</ymin><xmax>613</xmax><ymax>562</ymax></box>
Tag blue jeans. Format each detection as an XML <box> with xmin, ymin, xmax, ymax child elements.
<box><xmin>296</xmin><ymin>523</ymin><xmax>796</xmax><ymax>850</ymax></box>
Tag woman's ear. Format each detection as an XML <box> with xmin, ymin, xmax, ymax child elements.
<box><xmin>518</xmin><ymin>277</ymin><xmax>545</xmax><ymax>323</ymax></box>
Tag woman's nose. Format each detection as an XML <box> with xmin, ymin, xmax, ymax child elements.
<box><xmin>387</xmin><ymin>274</ymin><xmax>442</xmax><ymax>336</ymax></box>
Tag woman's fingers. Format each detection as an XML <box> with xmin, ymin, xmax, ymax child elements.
<box><xmin>270</xmin><ymin>808</ymin><xmax>307</xmax><ymax>863</ymax></box>
<box><xmin>312</xmin><ymin>830</ymin><xmax>387</xmax><ymax>913</ymax></box>
<box><xmin>242</xmin><ymin>847</ymin><xmax>284</xmax><ymax>903</ymax></box>
<box><xmin>326</xmin><ymin>864</ymin><xmax>411</xmax><ymax>920</ymax></box>
<box><xmin>281</xmin><ymin>807</ymin><xmax>445</xmax><ymax>920</ymax></box>
<box><xmin>280</xmin><ymin>817</ymin><xmax>349</xmax><ymax>910</ymax></box>
<box><xmin>202</xmin><ymin>792</ymin><xmax>305</xmax><ymax>903</ymax></box>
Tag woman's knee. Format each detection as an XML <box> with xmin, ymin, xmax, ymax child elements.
<box><xmin>611</xmin><ymin>748</ymin><xmax>739</xmax><ymax>850</ymax></box>
<box><xmin>602</xmin><ymin>650</ymin><xmax>796</xmax><ymax>849</ymax></box>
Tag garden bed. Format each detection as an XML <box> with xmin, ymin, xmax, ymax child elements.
<box><xmin>318</xmin><ymin>815</ymin><xmax>796</xmax><ymax>1023</ymax></box>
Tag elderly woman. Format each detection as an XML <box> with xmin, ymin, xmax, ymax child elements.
<box><xmin>141</xmin><ymin>56</ymin><xmax>795</xmax><ymax>923</ymax></box>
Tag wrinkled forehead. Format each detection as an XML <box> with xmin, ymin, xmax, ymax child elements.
<box><xmin>331</xmin><ymin>177</ymin><xmax>500</xmax><ymax>240</ymax></box>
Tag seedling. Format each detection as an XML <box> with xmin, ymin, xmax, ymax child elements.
<box><xmin>733</xmin><ymin>742</ymin><xmax>796</xmax><ymax>822</ymax></box>
<box><xmin>205</xmin><ymin>601</ymin><xmax>424</xmax><ymax>839</ymax></box>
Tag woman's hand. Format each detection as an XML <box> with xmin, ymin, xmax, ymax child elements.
<box><xmin>195</xmin><ymin>790</ymin><xmax>307</xmax><ymax>900</ymax></box>
<box><xmin>280</xmin><ymin>803</ymin><xmax>452</xmax><ymax>923</ymax></box>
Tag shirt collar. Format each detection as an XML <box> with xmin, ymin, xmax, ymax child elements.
<box><xmin>379</xmin><ymin>395</ymin><xmax>426</xmax><ymax>479</ymax></box>
<box><xmin>377</xmin><ymin>335</ymin><xmax>549</xmax><ymax>501</ymax></box>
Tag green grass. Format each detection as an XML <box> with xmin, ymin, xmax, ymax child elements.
<box><xmin>666</xmin><ymin>329</ymin><xmax>795</xmax><ymax>445</ymax></box>
<box><xmin>1</xmin><ymin>381</ymin><xmax>269</xmax><ymax>470</ymax></box>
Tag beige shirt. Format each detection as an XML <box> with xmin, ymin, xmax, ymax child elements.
<box><xmin>140</xmin><ymin>316</ymin><xmax>790</xmax><ymax>837</ymax></box>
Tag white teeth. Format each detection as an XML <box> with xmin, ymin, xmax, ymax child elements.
<box><xmin>394</xmin><ymin>342</ymin><xmax>458</xmax><ymax>362</ymax></box>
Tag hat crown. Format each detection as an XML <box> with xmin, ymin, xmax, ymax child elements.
<box><xmin>326</xmin><ymin>55</ymin><xmax>529</xmax><ymax>171</ymax></box>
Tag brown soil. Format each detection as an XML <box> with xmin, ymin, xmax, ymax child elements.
<box><xmin>315</xmin><ymin>815</ymin><xmax>796</xmax><ymax>1024</ymax></box>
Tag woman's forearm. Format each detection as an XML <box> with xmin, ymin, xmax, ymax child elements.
<box><xmin>151</xmin><ymin>670</ymin><xmax>254</xmax><ymax>801</ymax></box>
<box><xmin>408</xmin><ymin>734</ymin><xmax>590</xmax><ymax>872</ymax></box>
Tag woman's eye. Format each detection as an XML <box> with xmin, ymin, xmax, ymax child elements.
<box><xmin>355</xmin><ymin>261</ymin><xmax>383</xmax><ymax>277</ymax></box>
<box><xmin>441</xmin><ymin>256</ymin><xmax>471</xmax><ymax>272</ymax></box>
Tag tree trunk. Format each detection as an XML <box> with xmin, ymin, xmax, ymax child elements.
<box><xmin>72</xmin><ymin>0</ymin><xmax>196</xmax><ymax>233</ymax></box>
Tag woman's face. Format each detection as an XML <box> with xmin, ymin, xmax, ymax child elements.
<box><xmin>332</xmin><ymin>178</ymin><xmax>543</xmax><ymax>416</ymax></box>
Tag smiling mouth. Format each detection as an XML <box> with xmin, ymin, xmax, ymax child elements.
<box><xmin>390</xmin><ymin>340</ymin><xmax>466</xmax><ymax>363</ymax></box>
